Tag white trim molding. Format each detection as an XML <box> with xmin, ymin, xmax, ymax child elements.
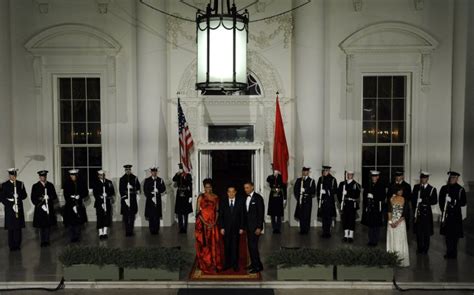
<box><xmin>340</xmin><ymin>22</ymin><xmax>439</xmax><ymax>91</ymax></box>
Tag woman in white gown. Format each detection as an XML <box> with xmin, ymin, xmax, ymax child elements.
<box><xmin>386</xmin><ymin>186</ymin><xmax>410</xmax><ymax>267</ymax></box>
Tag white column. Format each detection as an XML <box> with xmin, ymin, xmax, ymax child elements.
<box><xmin>0</xmin><ymin>0</ymin><xmax>13</xmax><ymax>172</ymax></box>
<box><xmin>293</xmin><ymin>0</ymin><xmax>325</xmax><ymax>226</ymax></box>
<box><xmin>136</xmin><ymin>0</ymin><xmax>170</xmax><ymax>225</ymax></box>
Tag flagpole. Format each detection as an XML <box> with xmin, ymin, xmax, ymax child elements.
<box><xmin>177</xmin><ymin>92</ymin><xmax>182</xmax><ymax>163</ymax></box>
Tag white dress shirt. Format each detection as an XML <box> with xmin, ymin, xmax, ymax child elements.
<box><xmin>246</xmin><ymin>191</ymin><xmax>254</xmax><ymax>212</ymax></box>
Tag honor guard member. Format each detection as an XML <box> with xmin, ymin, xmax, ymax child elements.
<box><xmin>411</xmin><ymin>171</ymin><xmax>437</xmax><ymax>254</ymax></box>
<box><xmin>119</xmin><ymin>164</ymin><xmax>140</xmax><ymax>237</ymax></box>
<box><xmin>293</xmin><ymin>167</ymin><xmax>316</xmax><ymax>235</ymax></box>
<box><xmin>439</xmin><ymin>171</ymin><xmax>467</xmax><ymax>259</ymax></box>
<box><xmin>92</xmin><ymin>170</ymin><xmax>115</xmax><ymax>240</ymax></box>
<box><xmin>144</xmin><ymin>166</ymin><xmax>166</xmax><ymax>235</ymax></box>
<box><xmin>266</xmin><ymin>164</ymin><xmax>287</xmax><ymax>234</ymax></box>
<box><xmin>387</xmin><ymin>170</ymin><xmax>412</xmax><ymax>228</ymax></box>
<box><xmin>361</xmin><ymin>170</ymin><xmax>386</xmax><ymax>247</ymax></box>
<box><xmin>172</xmin><ymin>163</ymin><xmax>193</xmax><ymax>233</ymax></box>
<box><xmin>63</xmin><ymin>169</ymin><xmax>88</xmax><ymax>243</ymax></box>
<box><xmin>316</xmin><ymin>165</ymin><xmax>338</xmax><ymax>238</ymax></box>
<box><xmin>31</xmin><ymin>170</ymin><xmax>58</xmax><ymax>247</ymax></box>
<box><xmin>1</xmin><ymin>168</ymin><xmax>27</xmax><ymax>251</ymax></box>
<box><xmin>337</xmin><ymin>170</ymin><xmax>361</xmax><ymax>243</ymax></box>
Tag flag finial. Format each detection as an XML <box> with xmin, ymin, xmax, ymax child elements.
<box><xmin>276</xmin><ymin>91</ymin><xmax>279</xmax><ymax>95</ymax></box>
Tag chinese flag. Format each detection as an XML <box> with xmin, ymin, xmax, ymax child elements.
<box><xmin>273</xmin><ymin>95</ymin><xmax>289</xmax><ymax>184</ymax></box>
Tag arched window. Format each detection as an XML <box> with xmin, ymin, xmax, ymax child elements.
<box><xmin>201</xmin><ymin>72</ymin><xmax>262</xmax><ymax>96</ymax></box>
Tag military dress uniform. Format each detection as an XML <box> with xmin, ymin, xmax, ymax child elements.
<box><xmin>266</xmin><ymin>173</ymin><xmax>287</xmax><ymax>234</ymax></box>
<box><xmin>294</xmin><ymin>168</ymin><xmax>316</xmax><ymax>234</ymax></box>
<box><xmin>92</xmin><ymin>171</ymin><xmax>115</xmax><ymax>239</ymax></box>
<box><xmin>316</xmin><ymin>169</ymin><xmax>337</xmax><ymax>238</ymax></box>
<box><xmin>119</xmin><ymin>165</ymin><xmax>140</xmax><ymax>237</ymax></box>
<box><xmin>63</xmin><ymin>170</ymin><xmax>89</xmax><ymax>243</ymax></box>
<box><xmin>172</xmin><ymin>169</ymin><xmax>193</xmax><ymax>233</ymax></box>
<box><xmin>1</xmin><ymin>169</ymin><xmax>27</xmax><ymax>251</ymax></box>
<box><xmin>144</xmin><ymin>172</ymin><xmax>166</xmax><ymax>235</ymax></box>
<box><xmin>31</xmin><ymin>170</ymin><xmax>58</xmax><ymax>247</ymax></box>
<box><xmin>361</xmin><ymin>171</ymin><xmax>386</xmax><ymax>246</ymax></box>
<box><xmin>337</xmin><ymin>176</ymin><xmax>360</xmax><ymax>242</ymax></box>
<box><xmin>411</xmin><ymin>172</ymin><xmax>437</xmax><ymax>254</ymax></box>
<box><xmin>439</xmin><ymin>171</ymin><xmax>467</xmax><ymax>259</ymax></box>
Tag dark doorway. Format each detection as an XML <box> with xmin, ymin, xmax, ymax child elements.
<box><xmin>211</xmin><ymin>150</ymin><xmax>253</xmax><ymax>198</ymax></box>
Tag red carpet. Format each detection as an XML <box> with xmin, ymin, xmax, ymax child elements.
<box><xmin>189</xmin><ymin>232</ymin><xmax>262</xmax><ymax>281</ymax></box>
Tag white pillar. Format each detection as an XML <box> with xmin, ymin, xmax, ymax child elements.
<box><xmin>293</xmin><ymin>0</ymin><xmax>325</xmax><ymax>226</ymax></box>
<box><xmin>0</xmin><ymin>0</ymin><xmax>13</xmax><ymax>172</ymax></box>
<box><xmin>136</xmin><ymin>0</ymin><xmax>170</xmax><ymax>225</ymax></box>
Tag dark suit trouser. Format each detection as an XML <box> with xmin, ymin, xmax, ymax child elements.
<box><xmin>368</xmin><ymin>227</ymin><xmax>380</xmax><ymax>245</ymax></box>
<box><xmin>68</xmin><ymin>225</ymin><xmax>81</xmax><ymax>242</ymax></box>
<box><xmin>148</xmin><ymin>215</ymin><xmax>160</xmax><ymax>234</ymax></box>
<box><xmin>123</xmin><ymin>213</ymin><xmax>135</xmax><ymax>236</ymax></box>
<box><xmin>446</xmin><ymin>236</ymin><xmax>459</xmax><ymax>258</ymax></box>
<box><xmin>270</xmin><ymin>216</ymin><xmax>282</xmax><ymax>231</ymax></box>
<box><xmin>177</xmin><ymin>214</ymin><xmax>188</xmax><ymax>231</ymax></box>
<box><xmin>247</xmin><ymin>231</ymin><xmax>263</xmax><ymax>270</ymax></box>
<box><xmin>8</xmin><ymin>229</ymin><xmax>22</xmax><ymax>249</ymax></box>
<box><xmin>40</xmin><ymin>227</ymin><xmax>50</xmax><ymax>244</ymax></box>
<box><xmin>224</xmin><ymin>233</ymin><xmax>240</xmax><ymax>268</ymax></box>
<box><xmin>322</xmin><ymin>216</ymin><xmax>332</xmax><ymax>235</ymax></box>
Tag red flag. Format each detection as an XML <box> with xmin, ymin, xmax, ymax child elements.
<box><xmin>273</xmin><ymin>95</ymin><xmax>289</xmax><ymax>184</ymax></box>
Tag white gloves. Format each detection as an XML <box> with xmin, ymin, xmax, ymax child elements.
<box><xmin>446</xmin><ymin>196</ymin><xmax>452</xmax><ymax>203</ymax></box>
<box><xmin>301</xmin><ymin>188</ymin><xmax>305</xmax><ymax>193</ymax></box>
<box><xmin>342</xmin><ymin>190</ymin><xmax>347</xmax><ymax>196</ymax></box>
<box><xmin>320</xmin><ymin>189</ymin><xmax>326</xmax><ymax>194</ymax></box>
<box><xmin>102</xmin><ymin>203</ymin><xmax>107</xmax><ymax>211</ymax></box>
<box><xmin>125</xmin><ymin>198</ymin><xmax>130</xmax><ymax>207</ymax></box>
<box><xmin>102</xmin><ymin>193</ymin><xmax>107</xmax><ymax>198</ymax></box>
<box><xmin>13</xmin><ymin>204</ymin><xmax>19</xmax><ymax>213</ymax></box>
<box><xmin>44</xmin><ymin>194</ymin><xmax>49</xmax><ymax>201</ymax></box>
<box><xmin>73</xmin><ymin>206</ymin><xmax>78</xmax><ymax>214</ymax></box>
<box><xmin>417</xmin><ymin>198</ymin><xmax>422</xmax><ymax>203</ymax></box>
<box><xmin>73</xmin><ymin>195</ymin><xmax>80</xmax><ymax>200</ymax></box>
<box><xmin>127</xmin><ymin>183</ymin><xmax>133</xmax><ymax>189</ymax></box>
<box><xmin>41</xmin><ymin>204</ymin><xmax>48</xmax><ymax>212</ymax></box>
<box><xmin>188</xmin><ymin>198</ymin><xmax>192</xmax><ymax>204</ymax></box>
<box><xmin>283</xmin><ymin>200</ymin><xmax>287</xmax><ymax>208</ymax></box>
<box><xmin>367</xmin><ymin>193</ymin><xmax>374</xmax><ymax>199</ymax></box>
<box><xmin>151</xmin><ymin>196</ymin><xmax>157</xmax><ymax>205</ymax></box>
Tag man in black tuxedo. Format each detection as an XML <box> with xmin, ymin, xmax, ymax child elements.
<box><xmin>218</xmin><ymin>186</ymin><xmax>245</xmax><ymax>271</ymax></box>
<box><xmin>244</xmin><ymin>181</ymin><xmax>265</xmax><ymax>273</ymax></box>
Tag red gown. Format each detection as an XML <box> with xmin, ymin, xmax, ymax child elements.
<box><xmin>195</xmin><ymin>193</ymin><xmax>223</xmax><ymax>274</ymax></box>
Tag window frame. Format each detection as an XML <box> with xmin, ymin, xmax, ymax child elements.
<box><xmin>53</xmin><ymin>74</ymin><xmax>104</xmax><ymax>189</ymax></box>
<box><xmin>360</xmin><ymin>73</ymin><xmax>412</xmax><ymax>186</ymax></box>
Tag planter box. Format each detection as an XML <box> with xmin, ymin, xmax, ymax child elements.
<box><xmin>123</xmin><ymin>267</ymin><xmax>180</xmax><ymax>281</ymax></box>
<box><xmin>336</xmin><ymin>266</ymin><xmax>393</xmax><ymax>281</ymax></box>
<box><xmin>63</xmin><ymin>264</ymin><xmax>120</xmax><ymax>281</ymax></box>
<box><xmin>277</xmin><ymin>265</ymin><xmax>334</xmax><ymax>281</ymax></box>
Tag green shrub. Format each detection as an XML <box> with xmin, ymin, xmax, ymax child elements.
<box><xmin>267</xmin><ymin>246</ymin><xmax>400</xmax><ymax>268</ymax></box>
<box><xmin>59</xmin><ymin>246</ymin><xmax>193</xmax><ymax>271</ymax></box>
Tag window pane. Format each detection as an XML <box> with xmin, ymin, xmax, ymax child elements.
<box><xmin>72</xmin><ymin>101</ymin><xmax>86</xmax><ymax>122</ymax></box>
<box><xmin>392</xmin><ymin>99</ymin><xmax>405</xmax><ymax>121</ymax></box>
<box><xmin>377</xmin><ymin>122</ymin><xmax>391</xmax><ymax>143</ymax></box>
<box><xmin>87</xmin><ymin>78</ymin><xmax>100</xmax><ymax>100</ymax></box>
<box><xmin>377</xmin><ymin>99</ymin><xmax>391</xmax><ymax>121</ymax></box>
<box><xmin>363</xmin><ymin>99</ymin><xmax>376</xmax><ymax>121</ymax></box>
<box><xmin>74</xmin><ymin>147</ymin><xmax>88</xmax><ymax>167</ymax></box>
<box><xmin>392</xmin><ymin>122</ymin><xmax>405</xmax><ymax>143</ymax></box>
<box><xmin>391</xmin><ymin>146</ymin><xmax>404</xmax><ymax>166</ymax></box>
<box><xmin>61</xmin><ymin>168</ymin><xmax>70</xmax><ymax>188</ymax></box>
<box><xmin>88</xmin><ymin>123</ymin><xmax>101</xmax><ymax>144</ymax></box>
<box><xmin>88</xmin><ymin>147</ymin><xmax>102</xmax><ymax>166</ymax></box>
<box><xmin>60</xmin><ymin>123</ymin><xmax>72</xmax><ymax>144</ymax></box>
<box><xmin>59</xmin><ymin>78</ymin><xmax>71</xmax><ymax>100</ymax></box>
<box><xmin>363</xmin><ymin>76</ymin><xmax>377</xmax><ymax>98</ymax></box>
<box><xmin>72</xmin><ymin>78</ymin><xmax>86</xmax><ymax>100</ymax></box>
<box><xmin>73</xmin><ymin>123</ymin><xmax>87</xmax><ymax>144</ymax></box>
<box><xmin>61</xmin><ymin>147</ymin><xmax>74</xmax><ymax>167</ymax></box>
<box><xmin>60</xmin><ymin>100</ymin><xmax>72</xmax><ymax>122</ymax></box>
<box><xmin>392</xmin><ymin>76</ymin><xmax>406</xmax><ymax>98</ymax></box>
<box><xmin>377</xmin><ymin>76</ymin><xmax>392</xmax><ymax>98</ymax></box>
<box><xmin>363</xmin><ymin>122</ymin><xmax>376</xmax><ymax>143</ymax></box>
<box><xmin>362</xmin><ymin>146</ymin><xmax>375</xmax><ymax>166</ymax></box>
<box><xmin>87</xmin><ymin>101</ymin><xmax>101</xmax><ymax>122</ymax></box>
<box><xmin>376</xmin><ymin>146</ymin><xmax>390</xmax><ymax>166</ymax></box>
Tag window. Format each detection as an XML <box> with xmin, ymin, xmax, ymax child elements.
<box><xmin>208</xmin><ymin>125</ymin><xmax>254</xmax><ymax>142</ymax></box>
<box><xmin>362</xmin><ymin>75</ymin><xmax>407</xmax><ymax>187</ymax></box>
<box><xmin>201</xmin><ymin>73</ymin><xmax>262</xmax><ymax>96</ymax></box>
<box><xmin>59</xmin><ymin>77</ymin><xmax>102</xmax><ymax>187</ymax></box>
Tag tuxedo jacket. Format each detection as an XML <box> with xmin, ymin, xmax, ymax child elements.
<box><xmin>245</xmin><ymin>192</ymin><xmax>265</xmax><ymax>232</ymax></box>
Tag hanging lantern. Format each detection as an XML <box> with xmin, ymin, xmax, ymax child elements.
<box><xmin>196</xmin><ymin>0</ymin><xmax>249</xmax><ymax>92</ymax></box>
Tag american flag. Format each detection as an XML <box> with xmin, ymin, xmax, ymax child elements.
<box><xmin>178</xmin><ymin>98</ymin><xmax>194</xmax><ymax>173</ymax></box>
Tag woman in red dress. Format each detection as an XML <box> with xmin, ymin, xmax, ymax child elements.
<box><xmin>195</xmin><ymin>178</ymin><xmax>223</xmax><ymax>273</ymax></box>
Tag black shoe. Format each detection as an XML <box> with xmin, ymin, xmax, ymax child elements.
<box><xmin>247</xmin><ymin>264</ymin><xmax>253</xmax><ymax>270</ymax></box>
<box><xmin>103</xmin><ymin>235</ymin><xmax>108</xmax><ymax>240</ymax></box>
<box><xmin>249</xmin><ymin>268</ymin><xmax>260</xmax><ymax>274</ymax></box>
<box><xmin>342</xmin><ymin>237</ymin><xmax>348</xmax><ymax>243</ymax></box>
<box><xmin>348</xmin><ymin>238</ymin><xmax>354</xmax><ymax>243</ymax></box>
<box><xmin>125</xmin><ymin>232</ymin><xmax>134</xmax><ymax>237</ymax></box>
